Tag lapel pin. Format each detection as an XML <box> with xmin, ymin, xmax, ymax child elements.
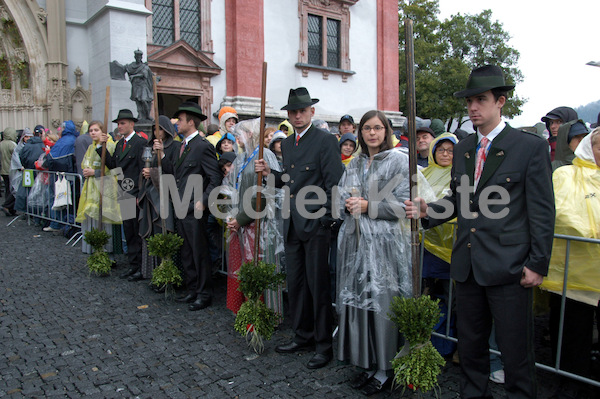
<box><xmin>496</xmin><ymin>151</ymin><xmax>504</xmax><ymax>156</ymax></box>
<box><xmin>465</xmin><ymin>153</ymin><xmax>470</xmax><ymax>159</ymax></box>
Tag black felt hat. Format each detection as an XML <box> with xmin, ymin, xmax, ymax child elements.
<box><xmin>281</xmin><ymin>87</ymin><xmax>319</xmax><ymax>111</ymax></box>
<box><xmin>113</xmin><ymin>109</ymin><xmax>138</xmax><ymax>123</ymax></box>
<box><xmin>173</xmin><ymin>101</ymin><xmax>207</xmax><ymax>121</ymax></box>
<box><xmin>454</xmin><ymin>65</ymin><xmax>515</xmax><ymax>98</ymax></box>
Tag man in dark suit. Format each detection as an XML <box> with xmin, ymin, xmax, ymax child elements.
<box><xmin>405</xmin><ymin>65</ymin><xmax>555</xmax><ymax>398</ymax></box>
<box><xmin>99</xmin><ymin>109</ymin><xmax>146</xmax><ymax>281</ymax></box>
<box><xmin>255</xmin><ymin>87</ymin><xmax>344</xmax><ymax>369</ymax></box>
<box><xmin>166</xmin><ymin>102</ymin><xmax>222</xmax><ymax>311</ymax></box>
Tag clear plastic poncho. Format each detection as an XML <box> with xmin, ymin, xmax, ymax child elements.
<box><xmin>219</xmin><ymin>118</ymin><xmax>285</xmax><ymax>273</ymax></box>
<box><xmin>421</xmin><ymin>133</ymin><xmax>458</xmax><ymax>264</ymax></box>
<box><xmin>541</xmin><ymin>133</ymin><xmax>600</xmax><ymax>305</ymax></box>
<box><xmin>75</xmin><ymin>139</ymin><xmax>122</xmax><ymax>224</ymax></box>
<box><xmin>336</xmin><ymin>148</ymin><xmax>435</xmax><ymax>315</ymax></box>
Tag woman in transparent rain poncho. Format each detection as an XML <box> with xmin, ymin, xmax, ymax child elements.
<box><xmin>220</xmin><ymin>118</ymin><xmax>285</xmax><ymax>318</ymax></box>
<box><xmin>337</xmin><ymin>110</ymin><xmax>434</xmax><ymax>395</ymax></box>
<box><xmin>75</xmin><ymin>121</ymin><xmax>122</xmax><ymax>254</ymax></box>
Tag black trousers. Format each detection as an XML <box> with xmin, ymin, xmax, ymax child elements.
<box><xmin>177</xmin><ymin>214</ymin><xmax>212</xmax><ymax>300</ymax></box>
<box><xmin>549</xmin><ymin>294</ymin><xmax>594</xmax><ymax>377</ymax></box>
<box><xmin>285</xmin><ymin>222</ymin><xmax>333</xmax><ymax>355</ymax></box>
<box><xmin>2</xmin><ymin>174</ymin><xmax>15</xmax><ymax>210</ymax></box>
<box><xmin>123</xmin><ymin>208</ymin><xmax>142</xmax><ymax>270</ymax></box>
<box><xmin>456</xmin><ymin>273</ymin><xmax>536</xmax><ymax>399</ymax></box>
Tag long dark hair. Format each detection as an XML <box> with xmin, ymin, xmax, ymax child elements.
<box><xmin>357</xmin><ymin>110</ymin><xmax>393</xmax><ymax>155</ymax></box>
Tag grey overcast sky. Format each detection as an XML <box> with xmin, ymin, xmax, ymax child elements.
<box><xmin>438</xmin><ymin>0</ymin><xmax>600</xmax><ymax>127</ymax></box>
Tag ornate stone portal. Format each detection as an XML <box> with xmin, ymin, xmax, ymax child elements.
<box><xmin>0</xmin><ymin>0</ymin><xmax>91</xmax><ymax>131</ymax></box>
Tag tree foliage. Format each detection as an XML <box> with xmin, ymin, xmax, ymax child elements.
<box><xmin>399</xmin><ymin>0</ymin><xmax>525</xmax><ymax>128</ymax></box>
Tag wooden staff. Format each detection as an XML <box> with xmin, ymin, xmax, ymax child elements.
<box><xmin>405</xmin><ymin>19</ymin><xmax>421</xmax><ymax>297</ymax></box>
<box><xmin>152</xmin><ymin>75</ymin><xmax>167</xmax><ymax>234</ymax></box>
<box><xmin>98</xmin><ymin>86</ymin><xmax>110</xmax><ymax>230</ymax></box>
<box><xmin>254</xmin><ymin>62</ymin><xmax>268</xmax><ymax>264</ymax></box>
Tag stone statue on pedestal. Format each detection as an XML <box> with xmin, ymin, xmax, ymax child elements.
<box><xmin>110</xmin><ymin>49</ymin><xmax>154</xmax><ymax>123</ymax></box>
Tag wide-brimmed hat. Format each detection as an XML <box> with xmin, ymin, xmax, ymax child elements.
<box><xmin>113</xmin><ymin>109</ymin><xmax>138</xmax><ymax>123</ymax></box>
<box><xmin>173</xmin><ymin>101</ymin><xmax>207</xmax><ymax>121</ymax></box>
<box><xmin>281</xmin><ymin>87</ymin><xmax>319</xmax><ymax>111</ymax></box>
<box><xmin>454</xmin><ymin>65</ymin><xmax>515</xmax><ymax>98</ymax></box>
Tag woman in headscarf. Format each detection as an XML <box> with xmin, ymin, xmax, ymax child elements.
<box><xmin>138</xmin><ymin>116</ymin><xmax>181</xmax><ymax>284</ymax></box>
<box><xmin>541</xmin><ymin>128</ymin><xmax>600</xmax><ymax>397</ymax></box>
<box><xmin>420</xmin><ymin>132</ymin><xmax>458</xmax><ymax>357</ymax></box>
<box><xmin>221</xmin><ymin>118</ymin><xmax>284</xmax><ymax>319</ymax></box>
<box><xmin>75</xmin><ymin>121</ymin><xmax>122</xmax><ymax>255</ymax></box>
<box><xmin>336</xmin><ymin>110</ymin><xmax>434</xmax><ymax>395</ymax></box>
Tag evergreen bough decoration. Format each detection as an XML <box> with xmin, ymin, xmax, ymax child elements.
<box><xmin>147</xmin><ymin>233</ymin><xmax>184</xmax><ymax>297</ymax></box>
<box><xmin>84</xmin><ymin>228</ymin><xmax>111</xmax><ymax>276</ymax></box>
<box><xmin>389</xmin><ymin>295</ymin><xmax>446</xmax><ymax>397</ymax></box>
<box><xmin>234</xmin><ymin>261</ymin><xmax>285</xmax><ymax>354</ymax></box>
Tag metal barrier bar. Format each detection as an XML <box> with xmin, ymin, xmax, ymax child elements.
<box><xmin>425</xmin><ymin>231</ymin><xmax>600</xmax><ymax>388</ymax></box>
<box><xmin>13</xmin><ymin>170</ymin><xmax>83</xmax><ymax>239</ymax></box>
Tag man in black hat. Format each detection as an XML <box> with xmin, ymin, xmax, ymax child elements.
<box><xmin>405</xmin><ymin>65</ymin><xmax>555</xmax><ymax>398</ymax></box>
<box><xmin>99</xmin><ymin>108</ymin><xmax>146</xmax><ymax>281</ymax></box>
<box><xmin>164</xmin><ymin>101</ymin><xmax>221</xmax><ymax>311</ymax></box>
<box><xmin>416</xmin><ymin>126</ymin><xmax>436</xmax><ymax>167</ymax></box>
<box><xmin>255</xmin><ymin>87</ymin><xmax>344</xmax><ymax>369</ymax></box>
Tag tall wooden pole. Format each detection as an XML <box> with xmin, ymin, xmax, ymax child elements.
<box><xmin>254</xmin><ymin>62</ymin><xmax>267</xmax><ymax>264</ymax></box>
<box><xmin>98</xmin><ymin>86</ymin><xmax>110</xmax><ymax>230</ymax></box>
<box><xmin>405</xmin><ymin>19</ymin><xmax>421</xmax><ymax>297</ymax></box>
<box><xmin>152</xmin><ymin>75</ymin><xmax>167</xmax><ymax>234</ymax></box>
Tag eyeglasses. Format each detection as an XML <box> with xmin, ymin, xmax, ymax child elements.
<box><xmin>435</xmin><ymin>148</ymin><xmax>454</xmax><ymax>154</ymax></box>
<box><xmin>362</xmin><ymin>125</ymin><xmax>385</xmax><ymax>133</ymax></box>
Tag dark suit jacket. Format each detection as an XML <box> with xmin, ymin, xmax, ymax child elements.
<box><xmin>423</xmin><ymin>125</ymin><xmax>555</xmax><ymax>286</ymax></box>
<box><xmin>273</xmin><ymin>124</ymin><xmax>344</xmax><ymax>241</ymax></box>
<box><xmin>165</xmin><ymin>134</ymin><xmax>222</xmax><ymax>217</ymax></box>
<box><xmin>98</xmin><ymin>133</ymin><xmax>146</xmax><ymax>198</ymax></box>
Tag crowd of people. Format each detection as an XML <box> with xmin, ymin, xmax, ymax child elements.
<box><xmin>0</xmin><ymin>64</ymin><xmax>599</xmax><ymax>398</ymax></box>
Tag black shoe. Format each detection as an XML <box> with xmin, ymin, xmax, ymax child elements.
<box><xmin>275</xmin><ymin>341</ymin><xmax>315</xmax><ymax>354</ymax></box>
<box><xmin>307</xmin><ymin>352</ymin><xmax>332</xmax><ymax>369</ymax></box>
<box><xmin>175</xmin><ymin>293</ymin><xmax>197</xmax><ymax>303</ymax></box>
<box><xmin>188</xmin><ymin>297</ymin><xmax>212</xmax><ymax>311</ymax></box>
<box><xmin>110</xmin><ymin>260</ymin><xmax>117</xmax><ymax>268</ymax></box>
<box><xmin>349</xmin><ymin>372</ymin><xmax>372</xmax><ymax>389</ymax></box>
<box><xmin>361</xmin><ymin>378</ymin><xmax>391</xmax><ymax>396</ymax></box>
<box><xmin>119</xmin><ymin>268</ymin><xmax>138</xmax><ymax>279</ymax></box>
<box><xmin>127</xmin><ymin>271</ymin><xmax>144</xmax><ymax>281</ymax></box>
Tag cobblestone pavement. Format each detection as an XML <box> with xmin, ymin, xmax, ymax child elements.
<box><xmin>0</xmin><ymin>216</ymin><xmax>566</xmax><ymax>398</ymax></box>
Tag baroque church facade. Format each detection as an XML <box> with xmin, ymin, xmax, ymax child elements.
<box><xmin>0</xmin><ymin>0</ymin><xmax>402</xmax><ymax>131</ymax></box>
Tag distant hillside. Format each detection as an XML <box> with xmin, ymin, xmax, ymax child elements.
<box><xmin>575</xmin><ymin>100</ymin><xmax>600</xmax><ymax>125</ymax></box>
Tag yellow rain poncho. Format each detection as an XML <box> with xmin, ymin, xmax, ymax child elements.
<box><xmin>421</xmin><ymin>133</ymin><xmax>458</xmax><ymax>264</ymax></box>
<box><xmin>75</xmin><ymin>139</ymin><xmax>122</xmax><ymax>224</ymax></box>
<box><xmin>541</xmin><ymin>133</ymin><xmax>600</xmax><ymax>305</ymax></box>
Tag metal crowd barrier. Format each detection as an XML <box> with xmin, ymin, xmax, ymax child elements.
<box><xmin>9</xmin><ymin>170</ymin><xmax>84</xmax><ymax>246</ymax></box>
<box><xmin>426</xmin><ymin>231</ymin><xmax>600</xmax><ymax>388</ymax></box>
